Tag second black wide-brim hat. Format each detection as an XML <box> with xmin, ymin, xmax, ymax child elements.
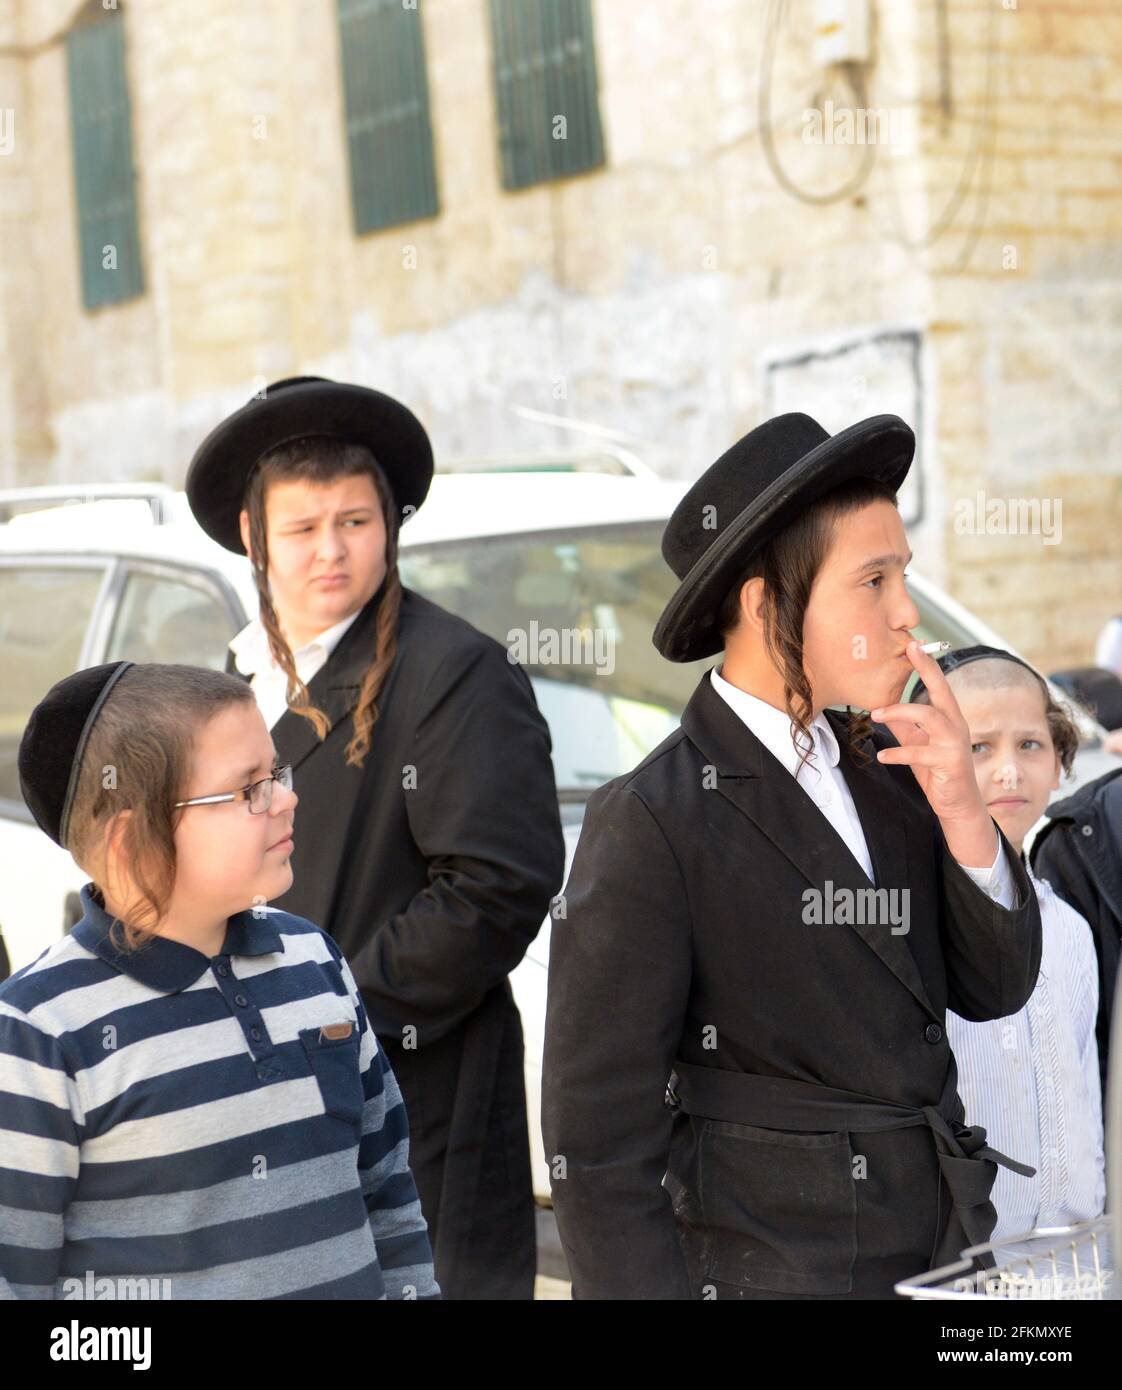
<box><xmin>186</xmin><ymin>376</ymin><xmax>435</xmax><ymax>554</ymax></box>
<box><xmin>653</xmin><ymin>412</ymin><xmax>915</xmax><ymax>663</ymax></box>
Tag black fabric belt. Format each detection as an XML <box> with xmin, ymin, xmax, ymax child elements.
<box><xmin>667</xmin><ymin>1059</ymin><xmax>1036</xmax><ymax>1270</ymax></box>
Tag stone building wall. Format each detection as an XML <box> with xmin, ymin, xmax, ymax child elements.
<box><xmin>0</xmin><ymin>0</ymin><xmax>1118</xmax><ymax>670</ymax></box>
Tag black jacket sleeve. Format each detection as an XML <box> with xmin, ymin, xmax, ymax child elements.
<box><xmin>349</xmin><ymin>637</ymin><xmax>565</xmax><ymax>1042</ymax></box>
<box><xmin>1032</xmin><ymin>823</ymin><xmax>1119</xmax><ymax>1100</ymax></box>
<box><xmin>542</xmin><ymin>781</ymin><xmax>693</xmax><ymax>1300</ymax></box>
<box><xmin>938</xmin><ymin>819</ymin><xmax>1043</xmax><ymax>1022</ymax></box>
<box><xmin>1031</xmin><ymin>823</ymin><xmax>1101</xmax><ymax>928</ymax></box>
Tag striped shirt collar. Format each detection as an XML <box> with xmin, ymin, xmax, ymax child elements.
<box><xmin>71</xmin><ymin>883</ymin><xmax>285</xmax><ymax>994</ymax></box>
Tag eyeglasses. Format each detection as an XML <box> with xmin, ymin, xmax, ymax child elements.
<box><xmin>174</xmin><ymin>764</ymin><xmax>293</xmax><ymax>815</ymax></box>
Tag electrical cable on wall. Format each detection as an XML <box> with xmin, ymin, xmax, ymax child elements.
<box><xmin>758</xmin><ymin>0</ymin><xmax>999</xmax><ymax>272</ymax></box>
<box><xmin>884</xmin><ymin>0</ymin><xmax>1000</xmax><ymax>263</ymax></box>
<box><xmin>759</xmin><ymin>0</ymin><xmax>877</xmax><ymax>206</ymax></box>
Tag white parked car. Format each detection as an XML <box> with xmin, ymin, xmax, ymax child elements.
<box><xmin>1</xmin><ymin>474</ymin><xmax>1117</xmax><ymax>1205</ymax></box>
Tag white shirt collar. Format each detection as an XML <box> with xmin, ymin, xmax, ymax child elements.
<box><xmin>229</xmin><ymin>607</ymin><xmax>362</xmax><ymax>678</ymax></box>
<box><xmin>709</xmin><ymin>665</ymin><xmax>841</xmax><ymax>781</ymax></box>
<box><xmin>1024</xmin><ymin>856</ymin><xmax>1050</xmax><ymax>897</ymax></box>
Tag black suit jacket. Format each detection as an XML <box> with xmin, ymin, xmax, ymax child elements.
<box><xmin>227</xmin><ymin>584</ymin><xmax>566</xmax><ymax>1296</ymax></box>
<box><xmin>542</xmin><ymin>670</ymin><xmax>1042</xmax><ymax>1299</ymax></box>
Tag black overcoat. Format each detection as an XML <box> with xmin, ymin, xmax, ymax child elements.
<box><xmin>227</xmin><ymin>585</ymin><xmax>566</xmax><ymax>1299</ymax></box>
<box><xmin>543</xmin><ymin>670</ymin><xmax>1042</xmax><ymax>1299</ymax></box>
<box><xmin>1030</xmin><ymin>767</ymin><xmax>1122</xmax><ymax>1101</ymax></box>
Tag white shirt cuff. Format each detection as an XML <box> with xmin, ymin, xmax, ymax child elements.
<box><xmin>956</xmin><ymin>839</ymin><xmax>1017</xmax><ymax>910</ymax></box>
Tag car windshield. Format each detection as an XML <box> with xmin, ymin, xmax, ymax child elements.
<box><xmin>399</xmin><ymin>522</ymin><xmax>979</xmax><ymax>796</ymax></box>
<box><xmin>400</xmin><ymin>523</ymin><xmax>709</xmax><ymax>794</ymax></box>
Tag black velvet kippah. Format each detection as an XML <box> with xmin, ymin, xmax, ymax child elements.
<box><xmin>18</xmin><ymin>661</ymin><xmax>134</xmax><ymax>847</ymax></box>
<box><xmin>908</xmin><ymin>643</ymin><xmax>1041</xmax><ymax>705</ymax></box>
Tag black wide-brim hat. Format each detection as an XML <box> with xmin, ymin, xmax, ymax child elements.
<box><xmin>653</xmin><ymin>412</ymin><xmax>915</xmax><ymax>663</ymax></box>
<box><xmin>19</xmin><ymin>661</ymin><xmax>134</xmax><ymax>847</ymax></box>
<box><xmin>186</xmin><ymin>376</ymin><xmax>434</xmax><ymax>554</ymax></box>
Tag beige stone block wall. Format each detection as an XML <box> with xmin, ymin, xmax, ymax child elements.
<box><xmin>914</xmin><ymin>1</ymin><xmax>1122</xmax><ymax>671</ymax></box>
<box><xmin>1</xmin><ymin>0</ymin><xmax>1119</xmax><ymax>675</ymax></box>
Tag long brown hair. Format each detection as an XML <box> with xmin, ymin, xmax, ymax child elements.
<box><xmin>717</xmin><ymin>477</ymin><xmax>901</xmax><ymax>775</ymax></box>
<box><xmin>66</xmin><ymin>664</ymin><xmax>257</xmax><ymax>951</ymax></box>
<box><xmin>242</xmin><ymin>437</ymin><xmax>402</xmax><ymax>768</ymax></box>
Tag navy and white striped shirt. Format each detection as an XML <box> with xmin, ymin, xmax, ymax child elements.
<box><xmin>0</xmin><ymin>884</ymin><xmax>439</xmax><ymax>1300</ymax></box>
<box><xmin>947</xmin><ymin>863</ymin><xmax>1105</xmax><ymax>1243</ymax></box>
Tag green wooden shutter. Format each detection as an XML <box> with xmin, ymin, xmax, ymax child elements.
<box><xmin>65</xmin><ymin>5</ymin><xmax>144</xmax><ymax>310</ymax></box>
<box><xmin>337</xmin><ymin>0</ymin><xmax>439</xmax><ymax>234</ymax></box>
<box><xmin>489</xmin><ymin>0</ymin><xmax>605</xmax><ymax>191</ymax></box>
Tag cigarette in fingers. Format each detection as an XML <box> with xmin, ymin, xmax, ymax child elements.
<box><xmin>918</xmin><ymin>640</ymin><xmax>950</xmax><ymax>655</ymax></box>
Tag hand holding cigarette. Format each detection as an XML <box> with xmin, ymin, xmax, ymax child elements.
<box><xmin>870</xmin><ymin>639</ymin><xmax>999</xmax><ymax>864</ymax></box>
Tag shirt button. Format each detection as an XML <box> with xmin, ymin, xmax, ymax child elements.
<box><xmin>251</xmin><ymin>1027</ymin><xmax>262</xmax><ymax>1042</ymax></box>
<box><xmin>1080</xmin><ymin>825</ymin><xmax>1094</xmax><ymax>837</ymax></box>
<box><xmin>215</xmin><ymin>963</ymin><xmax>229</xmax><ymax>977</ymax></box>
<box><xmin>925</xmin><ymin>1023</ymin><xmax>944</xmax><ymax>1044</ymax></box>
<box><xmin>234</xmin><ymin>993</ymin><xmax>248</xmax><ymax>1008</ymax></box>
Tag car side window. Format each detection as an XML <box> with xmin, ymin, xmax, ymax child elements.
<box><xmin>106</xmin><ymin>570</ymin><xmax>237</xmax><ymax>669</ymax></box>
<box><xmin>0</xmin><ymin>565</ymin><xmax>106</xmax><ymax>806</ymax></box>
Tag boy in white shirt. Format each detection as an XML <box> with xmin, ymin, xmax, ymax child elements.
<box><xmin>911</xmin><ymin>646</ymin><xmax>1105</xmax><ymax>1251</ymax></box>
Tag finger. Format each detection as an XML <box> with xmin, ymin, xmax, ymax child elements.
<box><xmin>875</xmin><ymin>745</ymin><xmax>943</xmax><ymax>768</ymax></box>
<box><xmin>870</xmin><ymin>701</ymin><xmax>951</xmax><ymax>739</ymax></box>
<box><xmin>877</xmin><ymin>721</ymin><xmax>930</xmax><ymax>748</ymax></box>
<box><xmin>901</xmin><ymin>639</ymin><xmax>964</xmax><ymax>720</ymax></box>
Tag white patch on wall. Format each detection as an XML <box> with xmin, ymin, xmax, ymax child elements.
<box><xmin>49</xmin><ymin>267</ymin><xmax>745</xmax><ymax>489</ymax></box>
<box><xmin>760</xmin><ymin>328</ymin><xmax>924</xmax><ymax>526</ymax></box>
<box><xmin>321</xmin><ymin>269</ymin><xmax>737</xmax><ymax>479</ymax></box>
<box><xmin>51</xmin><ymin>391</ymin><xmax>173</xmax><ymax>486</ymax></box>
<box><xmin>48</xmin><ymin>278</ymin><xmax>940</xmax><ymax>508</ymax></box>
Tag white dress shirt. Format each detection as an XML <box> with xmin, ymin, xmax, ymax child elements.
<box><xmin>708</xmin><ymin>666</ymin><xmax>1016</xmax><ymax>904</ymax></box>
<box><xmin>228</xmin><ymin>609</ymin><xmax>362</xmax><ymax>730</ymax></box>
<box><xmin>946</xmin><ymin>864</ymin><xmax>1105</xmax><ymax>1243</ymax></box>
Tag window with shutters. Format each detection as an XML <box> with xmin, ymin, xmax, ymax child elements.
<box><xmin>64</xmin><ymin>2</ymin><xmax>144</xmax><ymax>310</ymax></box>
<box><xmin>489</xmin><ymin>0</ymin><xmax>605</xmax><ymax>191</ymax></box>
<box><xmin>337</xmin><ymin>0</ymin><xmax>439</xmax><ymax>234</ymax></box>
